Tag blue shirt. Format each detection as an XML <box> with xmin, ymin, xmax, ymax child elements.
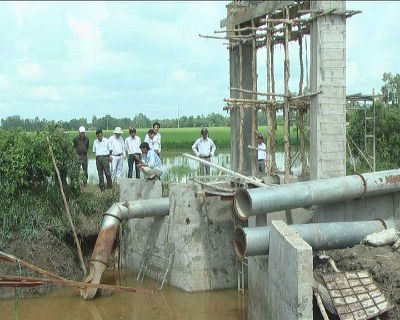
<box><xmin>142</xmin><ymin>149</ymin><xmax>163</xmax><ymax>174</ymax></box>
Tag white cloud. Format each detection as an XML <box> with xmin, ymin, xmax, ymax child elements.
<box><xmin>18</xmin><ymin>61</ymin><xmax>43</xmax><ymax>81</ymax></box>
<box><xmin>10</xmin><ymin>2</ymin><xmax>31</xmax><ymax>27</ymax></box>
<box><xmin>68</xmin><ymin>17</ymin><xmax>101</xmax><ymax>42</ymax></box>
<box><xmin>169</xmin><ymin>69</ymin><xmax>191</xmax><ymax>82</ymax></box>
<box><xmin>29</xmin><ymin>85</ymin><xmax>60</xmax><ymax>101</ymax></box>
<box><xmin>0</xmin><ymin>75</ymin><xmax>11</xmax><ymax>89</ymax></box>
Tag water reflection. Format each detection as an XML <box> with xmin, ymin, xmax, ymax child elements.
<box><xmin>0</xmin><ymin>270</ymin><xmax>247</xmax><ymax>320</ymax></box>
<box><xmin>87</xmin><ymin>149</ymin><xmax>308</xmax><ymax>183</ymax></box>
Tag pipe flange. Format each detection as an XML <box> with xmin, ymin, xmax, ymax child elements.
<box><xmin>354</xmin><ymin>172</ymin><xmax>367</xmax><ymax>199</ymax></box>
<box><xmin>374</xmin><ymin>218</ymin><xmax>387</xmax><ymax>230</ymax></box>
<box><xmin>102</xmin><ymin>212</ymin><xmax>123</xmax><ymax>223</ymax></box>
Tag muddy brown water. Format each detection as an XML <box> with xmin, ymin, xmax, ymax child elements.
<box><xmin>0</xmin><ymin>269</ymin><xmax>247</xmax><ymax>320</ymax></box>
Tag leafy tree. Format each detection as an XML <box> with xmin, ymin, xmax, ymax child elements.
<box><xmin>381</xmin><ymin>72</ymin><xmax>400</xmax><ymax>106</ymax></box>
<box><xmin>0</xmin><ymin>123</ymin><xmax>81</xmax><ymax>240</ymax></box>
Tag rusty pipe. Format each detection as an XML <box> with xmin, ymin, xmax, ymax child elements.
<box><xmin>234</xmin><ymin>169</ymin><xmax>400</xmax><ymax>220</ymax></box>
<box><xmin>81</xmin><ymin>198</ymin><xmax>169</xmax><ymax>300</ymax></box>
<box><xmin>233</xmin><ymin>219</ymin><xmax>400</xmax><ymax>259</ymax></box>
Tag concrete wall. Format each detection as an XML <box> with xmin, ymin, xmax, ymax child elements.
<box><xmin>267</xmin><ymin>220</ymin><xmax>313</xmax><ymax>319</ymax></box>
<box><xmin>247</xmin><ymin>207</ymin><xmax>313</xmax><ymax>319</ymax></box>
<box><xmin>121</xmin><ymin>179</ymin><xmax>238</xmax><ymax>291</ymax></box>
<box><xmin>310</xmin><ymin>0</ymin><xmax>347</xmax><ymax>180</ymax></box>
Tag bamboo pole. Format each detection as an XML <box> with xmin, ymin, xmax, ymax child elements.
<box><xmin>239</xmin><ymin>34</ymin><xmax>244</xmax><ymax>174</ymax></box>
<box><xmin>0</xmin><ymin>275</ymin><xmax>153</xmax><ymax>295</ymax></box>
<box><xmin>182</xmin><ymin>153</ymin><xmax>270</xmax><ymax>187</ymax></box>
<box><xmin>270</xmin><ymin>23</ymin><xmax>277</xmax><ymax>174</ymax></box>
<box><xmin>298</xmin><ymin>33</ymin><xmax>307</xmax><ymax>177</ymax></box>
<box><xmin>0</xmin><ymin>250</ymin><xmax>67</xmax><ymax>280</ymax></box>
<box><xmin>46</xmin><ymin>136</ymin><xmax>87</xmax><ymax>275</ymax></box>
<box><xmin>224</xmin><ymin>97</ymin><xmax>284</xmax><ymax>105</ymax></box>
<box><xmin>251</xmin><ymin>18</ymin><xmax>257</xmax><ymax>177</ymax></box>
<box><xmin>265</xmin><ymin>19</ymin><xmax>272</xmax><ymax>177</ymax></box>
<box><xmin>283</xmin><ymin>8</ymin><xmax>291</xmax><ymax>184</ymax></box>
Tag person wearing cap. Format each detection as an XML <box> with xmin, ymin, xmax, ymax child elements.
<box><xmin>72</xmin><ymin>126</ymin><xmax>89</xmax><ymax>185</ymax></box>
<box><xmin>257</xmin><ymin>133</ymin><xmax>267</xmax><ymax>174</ymax></box>
<box><xmin>109</xmin><ymin>126</ymin><xmax>126</xmax><ymax>183</ymax></box>
<box><xmin>125</xmin><ymin>127</ymin><xmax>142</xmax><ymax>179</ymax></box>
<box><xmin>136</xmin><ymin>142</ymin><xmax>163</xmax><ymax>180</ymax></box>
<box><xmin>144</xmin><ymin>122</ymin><xmax>162</xmax><ymax>160</ymax></box>
<box><xmin>93</xmin><ymin>129</ymin><xmax>112</xmax><ymax>191</ymax></box>
<box><xmin>191</xmin><ymin>128</ymin><xmax>217</xmax><ymax>175</ymax></box>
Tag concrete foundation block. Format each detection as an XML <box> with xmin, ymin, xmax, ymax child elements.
<box><xmin>266</xmin><ymin>220</ymin><xmax>313</xmax><ymax>320</ymax></box>
<box><xmin>121</xmin><ymin>181</ymin><xmax>237</xmax><ymax>292</ymax></box>
<box><xmin>119</xmin><ymin>178</ymin><xmax>162</xmax><ymax>201</ymax></box>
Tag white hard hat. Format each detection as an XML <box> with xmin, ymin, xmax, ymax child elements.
<box><xmin>79</xmin><ymin>126</ymin><xmax>86</xmax><ymax>133</ymax></box>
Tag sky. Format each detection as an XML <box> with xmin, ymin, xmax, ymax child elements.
<box><xmin>0</xmin><ymin>1</ymin><xmax>399</xmax><ymax>122</ymax></box>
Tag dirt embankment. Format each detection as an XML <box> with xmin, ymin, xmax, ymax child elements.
<box><xmin>0</xmin><ymin>212</ymin><xmax>101</xmax><ymax>299</ymax></box>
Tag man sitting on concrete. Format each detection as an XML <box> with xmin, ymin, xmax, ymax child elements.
<box><xmin>136</xmin><ymin>142</ymin><xmax>163</xmax><ymax>180</ymax></box>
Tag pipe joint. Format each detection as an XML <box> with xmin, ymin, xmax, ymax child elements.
<box><xmin>103</xmin><ymin>203</ymin><xmax>124</xmax><ymax>222</ymax></box>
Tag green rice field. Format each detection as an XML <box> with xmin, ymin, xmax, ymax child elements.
<box><xmin>67</xmin><ymin>126</ymin><xmax>299</xmax><ymax>157</ymax></box>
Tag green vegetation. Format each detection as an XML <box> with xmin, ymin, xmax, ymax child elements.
<box><xmin>347</xmin><ymin>99</ymin><xmax>400</xmax><ymax>172</ymax></box>
<box><xmin>0</xmin><ymin>124</ymin><xmax>119</xmax><ymax>242</ymax></box>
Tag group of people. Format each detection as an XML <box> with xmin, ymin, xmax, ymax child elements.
<box><xmin>73</xmin><ymin>122</ymin><xmax>164</xmax><ymax>191</ymax></box>
<box><xmin>73</xmin><ymin>123</ymin><xmax>265</xmax><ymax>191</ymax></box>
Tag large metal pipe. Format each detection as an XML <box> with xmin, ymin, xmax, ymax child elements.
<box><xmin>233</xmin><ymin>219</ymin><xmax>400</xmax><ymax>259</ymax></box>
<box><xmin>234</xmin><ymin>169</ymin><xmax>400</xmax><ymax>220</ymax></box>
<box><xmin>81</xmin><ymin>198</ymin><xmax>169</xmax><ymax>300</ymax></box>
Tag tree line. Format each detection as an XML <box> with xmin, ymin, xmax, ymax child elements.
<box><xmin>0</xmin><ymin>111</ymin><xmax>285</xmax><ymax>132</ymax></box>
<box><xmin>0</xmin><ymin>112</ymin><xmax>231</xmax><ymax>131</ymax></box>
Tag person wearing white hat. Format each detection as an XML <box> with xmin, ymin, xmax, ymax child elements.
<box><xmin>109</xmin><ymin>126</ymin><xmax>126</xmax><ymax>183</ymax></box>
<box><xmin>72</xmin><ymin>125</ymin><xmax>89</xmax><ymax>185</ymax></box>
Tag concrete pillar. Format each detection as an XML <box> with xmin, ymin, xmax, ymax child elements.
<box><xmin>310</xmin><ymin>1</ymin><xmax>347</xmax><ymax>180</ymax></box>
<box><xmin>267</xmin><ymin>220</ymin><xmax>313</xmax><ymax>319</ymax></box>
<box><xmin>227</xmin><ymin>4</ymin><xmax>257</xmax><ymax>176</ymax></box>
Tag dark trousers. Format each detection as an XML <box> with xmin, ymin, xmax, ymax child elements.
<box><xmin>128</xmin><ymin>153</ymin><xmax>141</xmax><ymax>179</ymax></box>
<box><xmin>78</xmin><ymin>155</ymin><xmax>88</xmax><ymax>184</ymax></box>
<box><xmin>258</xmin><ymin>159</ymin><xmax>266</xmax><ymax>173</ymax></box>
<box><xmin>96</xmin><ymin>156</ymin><xmax>112</xmax><ymax>191</ymax></box>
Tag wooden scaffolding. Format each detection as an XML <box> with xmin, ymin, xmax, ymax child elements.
<box><xmin>201</xmin><ymin>0</ymin><xmax>360</xmax><ymax>182</ymax></box>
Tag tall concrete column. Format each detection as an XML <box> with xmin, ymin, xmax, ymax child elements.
<box><xmin>310</xmin><ymin>1</ymin><xmax>346</xmax><ymax>180</ymax></box>
<box><xmin>227</xmin><ymin>4</ymin><xmax>257</xmax><ymax>176</ymax></box>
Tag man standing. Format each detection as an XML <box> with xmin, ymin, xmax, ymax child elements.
<box><xmin>93</xmin><ymin>129</ymin><xmax>112</xmax><ymax>191</ymax></box>
<box><xmin>125</xmin><ymin>127</ymin><xmax>142</xmax><ymax>179</ymax></box>
<box><xmin>109</xmin><ymin>127</ymin><xmax>126</xmax><ymax>183</ymax></box>
<box><xmin>257</xmin><ymin>133</ymin><xmax>267</xmax><ymax>174</ymax></box>
<box><xmin>191</xmin><ymin>127</ymin><xmax>216</xmax><ymax>175</ymax></box>
<box><xmin>72</xmin><ymin>126</ymin><xmax>89</xmax><ymax>185</ymax></box>
<box><xmin>136</xmin><ymin>142</ymin><xmax>163</xmax><ymax>180</ymax></box>
<box><xmin>145</xmin><ymin>122</ymin><xmax>161</xmax><ymax>159</ymax></box>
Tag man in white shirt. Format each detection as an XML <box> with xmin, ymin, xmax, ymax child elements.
<box><xmin>93</xmin><ymin>129</ymin><xmax>112</xmax><ymax>191</ymax></box>
<box><xmin>109</xmin><ymin>126</ymin><xmax>125</xmax><ymax>183</ymax></box>
<box><xmin>191</xmin><ymin>127</ymin><xmax>217</xmax><ymax>175</ymax></box>
<box><xmin>144</xmin><ymin>122</ymin><xmax>161</xmax><ymax>159</ymax></box>
<box><xmin>125</xmin><ymin>127</ymin><xmax>142</xmax><ymax>179</ymax></box>
<box><xmin>257</xmin><ymin>133</ymin><xmax>267</xmax><ymax>174</ymax></box>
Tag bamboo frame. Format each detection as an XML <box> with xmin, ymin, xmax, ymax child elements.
<box><xmin>208</xmin><ymin>1</ymin><xmax>356</xmax><ymax>179</ymax></box>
